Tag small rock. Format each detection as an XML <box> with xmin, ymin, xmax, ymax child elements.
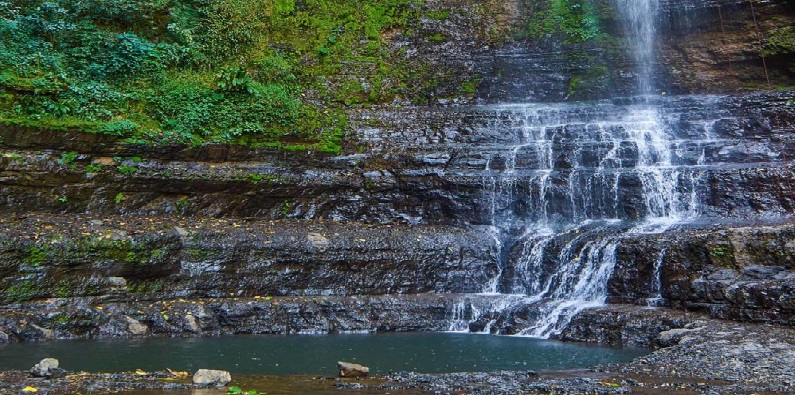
<box><xmin>307</xmin><ymin>233</ymin><xmax>330</xmax><ymax>251</ymax></box>
<box><xmin>29</xmin><ymin>324</ymin><xmax>54</xmax><ymax>340</ymax></box>
<box><xmin>658</xmin><ymin>327</ymin><xmax>703</xmax><ymax>347</ymax></box>
<box><xmin>30</xmin><ymin>358</ymin><xmax>59</xmax><ymax>377</ymax></box>
<box><xmin>337</xmin><ymin>361</ymin><xmax>369</xmax><ymax>378</ymax></box>
<box><xmin>174</xmin><ymin>226</ymin><xmax>189</xmax><ymax>237</ymax></box>
<box><xmin>124</xmin><ymin>316</ymin><xmax>148</xmax><ymax>336</ymax></box>
<box><xmin>0</xmin><ymin>330</ymin><xmax>8</xmax><ymax>343</ymax></box>
<box><xmin>192</xmin><ymin>369</ymin><xmax>231</xmax><ymax>386</ymax></box>
<box><xmin>184</xmin><ymin>315</ymin><xmax>201</xmax><ymax>334</ymax></box>
<box><xmin>107</xmin><ymin>277</ymin><xmax>127</xmax><ymax>292</ymax></box>
<box><xmin>48</xmin><ymin>368</ymin><xmax>68</xmax><ymax>379</ymax></box>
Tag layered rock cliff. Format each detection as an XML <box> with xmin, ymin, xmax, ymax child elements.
<box><xmin>0</xmin><ymin>0</ymin><xmax>794</xmax><ymax>342</ymax></box>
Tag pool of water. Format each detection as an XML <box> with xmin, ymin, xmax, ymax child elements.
<box><xmin>0</xmin><ymin>332</ymin><xmax>647</xmax><ymax>375</ymax></box>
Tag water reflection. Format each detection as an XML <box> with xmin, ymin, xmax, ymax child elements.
<box><xmin>0</xmin><ymin>333</ymin><xmax>646</xmax><ymax>375</ymax></box>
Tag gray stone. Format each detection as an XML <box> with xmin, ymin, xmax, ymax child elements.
<box><xmin>338</xmin><ymin>361</ymin><xmax>369</xmax><ymax>378</ymax></box>
<box><xmin>307</xmin><ymin>232</ymin><xmax>330</xmax><ymax>251</ymax></box>
<box><xmin>29</xmin><ymin>324</ymin><xmax>54</xmax><ymax>340</ymax></box>
<box><xmin>174</xmin><ymin>226</ymin><xmax>189</xmax><ymax>237</ymax></box>
<box><xmin>192</xmin><ymin>369</ymin><xmax>231</xmax><ymax>386</ymax></box>
<box><xmin>659</xmin><ymin>327</ymin><xmax>703</xmax><ymax>347</ymax></box>
<box><xmin>742</xmin><ymin>266</ymin><xmax>784</xmax><ymax>279</ymax></box>
<box><xmin>184</xmin><ymin>314</ymin><xmax>201</xmax><ymax>334</ymax></box>
<box><xmin>0</xmin><ymin>330</ymin><xmax>8</xmax><ymax>343</ymax></box>
<box><xmin>30</xmin><ymin>358</ymin><xmax>59</xmax><ymax>377</ymax></box>
<box><xmin>124</xmin><ymin>316</ymin><xmax>148</xmax><ymax>336</ymax></box>
<box><xmin>107</xmin><ymin>277</ymin><xmax>127</xmax><ymax>292</ymax></box>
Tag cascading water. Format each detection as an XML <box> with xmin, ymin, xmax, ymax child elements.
<box><xmin>446</xmin><ymin>0</ymin><xmax>700</xmax><ymax>337</ymax></box>
<box><xmin>613</xmin><ymin>0</ymin><xmax>660</xmax><ymax>95</ymax></box>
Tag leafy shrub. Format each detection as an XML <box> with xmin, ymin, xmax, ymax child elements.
<box><xmin>0</xmin><ymin>0</ymin><xmax>430</xmax><ymax>153</ymax></box>
<box><xmin>522</xmin><ymin>0</ymin><xmax>603</xmax><ymax>43</ymax></box>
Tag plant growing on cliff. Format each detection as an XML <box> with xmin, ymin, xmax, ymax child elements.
<box><xmin>763</xmin><ymin>23</ymin><xmax>795</xmax><ymax>73</ymax></box>
<box><xmin>117</xmin><ymin>165</ymin><xmax>137</xmax><ymax>175</ymax></box>
<box><xmin>58</xmin><ymin>151</ymin><xmax>79</xmax><ymax>169</ymax></box>
<box><xmin>84</xmin><ymin>163</ymin><xmax>103</xmax><ymax>173</ymax></box>
<box><xmin>522</xmin><ymin>0</ymin><xmax>604</xmax><ymax>43</ymax></box>
<box><xmin>0</xmin><ymin>0</ymin><xmax>436</xmax><ymax>153</ymax></box>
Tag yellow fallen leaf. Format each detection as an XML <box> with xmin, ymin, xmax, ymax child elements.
<box><xmin>135</xmin><ymin>369</ymin><xmax>147</xmax><ymax>375</ymax></box>
<box><xmin>22</xmin><ymin>387</ymin><xmax>38</xmax><ymax>393</ymax></box>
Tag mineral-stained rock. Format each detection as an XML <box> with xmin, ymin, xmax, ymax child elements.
<box><xmin>338</xmin><ymin>361</ymin><xmax>369</xmax><ymax>378</ymax></box>
<box><xmin>192</xmin><ymin>369</ymin><xmax>231</xmax><ymax>386</ymax></box>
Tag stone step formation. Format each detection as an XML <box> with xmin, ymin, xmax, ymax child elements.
<box><xmin>0</xmin><ymin>0</ymin><xmax>794</xmax><ymax>343</ymax></box>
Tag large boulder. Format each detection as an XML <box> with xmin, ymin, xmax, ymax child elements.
<box><xmin>192</xmin><ymin>369</ymin><xmax>231</xmax><ymax>386</ymax></box>
<box><xmin>30</xmin><ymin>358</ymin><xmax>59</xmax><ymax>377</ymax></box>
<box><xmin>337</xmin><ymin>361</ymin><xmax>369</xmax><ymax>378</ymax></box>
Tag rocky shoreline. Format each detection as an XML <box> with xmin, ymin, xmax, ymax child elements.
<box><xmin>2</xmin><ymin>304</ymin><xmax>795</xmax><ymax>394</ymax></box>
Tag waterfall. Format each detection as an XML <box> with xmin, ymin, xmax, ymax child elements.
<box><xmin>445</xmin><ymin>0</ymin><xmax>694</xmax><ymax>337</ymax></box>
<box><xmin>613</xmin><ymin>0</ymin><xmax>660</xmax><ymax>94</ymax></box>
<box><xmin>646</xmin><ymin>248</ymin><xmax>667</xmax><ymax>307</ymax></box>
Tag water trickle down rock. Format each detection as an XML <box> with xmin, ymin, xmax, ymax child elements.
<box><xmin>442</xmin><ymin>0</ymin><xmax>721</xmax><ymax>337</ymax></box>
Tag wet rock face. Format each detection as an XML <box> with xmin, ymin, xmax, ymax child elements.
<box><xmin>0</xmin><ymin>1</ymin><xmax>794</xmax><ymax>343</ymax></box>
<box><xmin>659</xmin><ymin>0</ymin><xmax>795</xmax><ymax>94</ymax></box>
<box><xmin>0</xmin><ymin>293</ymin><xmax>507</xmax><ymax>342</ymax></box>
<box><xmin>2</xmin><ymin>91</ymin><xmax>792</xmax><ymax>226</ymax></box>
<box><xmin>606</xmin><ymin>225</ymin><xmax>795</xmax><ymax>325</ymax></box>
<box><xmin>0</xmin><ymin>215</ymin><xmax>499</xmax><ymax>304</ymax></box>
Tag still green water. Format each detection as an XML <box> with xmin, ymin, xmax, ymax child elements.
<box><xmin>0</xmin><ymin>332</ymin><xmax>646</xmax><ymax>375</ymax></box>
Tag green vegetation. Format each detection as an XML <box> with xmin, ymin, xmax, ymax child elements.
<box><xmin>764</xmin><ymin>22</ymin><xmax>795</xmax><ymax>73</ymax></box>
<box><xmin>85</xmin><ymin>163</ymin><xmax>103</xmax><ymax>173</ymax></box>
<box><xmin>4</xmin><ymin>152</ymin><xmax>23</xmax><ymax>162</ymax></box>
<box><xmin>24</xmin><ymin>244</ymin><xmax>54</xmax><ymax>266</ymax></box>
<box><xmin>175</xmin><ymin>197</ymin><xmax>189</xmax><ymax>212</ymax></box>
<box><xmin>116</xmin><ymin>165</ymin><xmax>137</xmax><ymax>175</ymax></box>
<box><xmin>710</xmin><ymin>245</ymin><xmax>729</xmax><ymax>257</ymax></box>
<box><xmin>57</xmin><ymin>151</ymin><xmax>78</xmax><ymax>168</ymax></box>
<box><xmin>0</xmin><ymin>0</ymin><xmax>427</xmax><ymax>154</ymax></box>
<box><xmin>522</xmin><ymin>0</ymin><xmax>606</xmax><ymax>43</ymax></box>
<box><xmin>227</xmin><ymin>386</ymin><xmax>260</xmax><ymax>395</ymax></box>
<box><xmin>4</xmin><ymin>279</ymin><xmax>37</xmax><ymax>302</ymax></box>
<box><xmin>426</xmin><ymin>10</ymin><xmax>450</xmax><ymax>20</ymax></box>
<box><xmin>234</xmin><ymin>173</ymin><xmax>280</xmax><ymax>184</ymax></box>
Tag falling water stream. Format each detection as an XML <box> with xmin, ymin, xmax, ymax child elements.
<box><xmin>447</xmin><ymin>0</ymin><xmax>691</xmax><ymax>337</ymax></box>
